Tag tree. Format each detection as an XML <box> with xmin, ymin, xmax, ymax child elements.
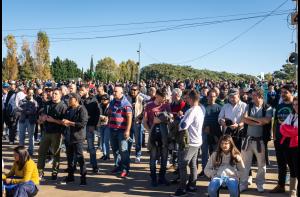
<box><xmin>19</xmin><ymin>39</ymin><xmax>34</xmax><ymax>80</ymax></box>
<box><xmin>3</xmin><ymin>34</ymin><xmax>18</xmax><ymax>80</ymax></box>
<box><xmin>95</xmin><ymin>57</ymin><xmax>119</xmax><ymax>82</ymax></box>
<box><xmin>35</xmin><ymin>31</ymin><xmax>52</xmax><ymax>80</ymax></box>
<box><xmin>51</xmin><ymin>57</ymin><xmax>81</xmax><ymax>81</ymax></box>
<box><xmin>118</xmin><ymin>59</ymin><xmax>138</xmax><ymax>82</ymax></box>
<box><xmin>272</xmin><ymin>64</ymin><xmax>296</xmax><ymax>81</ymax></box>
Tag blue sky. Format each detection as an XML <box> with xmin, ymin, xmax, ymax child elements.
<box><xmin>2</xmin><ymin>0</ymin><xmax>297</xmax><ymax>76</ymax></box>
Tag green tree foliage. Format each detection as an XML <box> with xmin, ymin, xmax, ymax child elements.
<box><xmin>95</xmin><ymin>57</ymin><xmax>119</xmax><ymax>82</ymax></box>
<box><xmin>3</xmin><ymin>34</ymin><xmax>19</xmax><ymax>80</ymax></box>
<box><xmin>140</xmin><ymin>64</ymin><xmax>257</xmax><ymax>81</ymax></box>
<box><xmin>19</xmin><ymin>40</ymin><xmax>34</xmax><ymax>80</ymax></box>
<box><xmin>50</xmin><ymin>57</ymin><xmax>82</xmax><ymax>81</ymax></box>
<box><xmin>35</xmin><ymin>31</ymin><xmax>52</xmax><ymax>80</ymax></box>
<box><xmin>119</xmin><ymin>59</ymin><xmax>138</xmax><ymax>82</ymax></box>
<box><xmin>272</xmin><ymin>64</ymin><xmax>296</xmax><ymax>81</ymax></box>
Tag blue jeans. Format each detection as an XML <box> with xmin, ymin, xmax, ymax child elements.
<box><xmin>110</xmin><ymin>129</ymin><xmax>130</xmax><ymax>172</ymax></box>
<box><xmin>201</xmin><ymin>132</ymin><xmax>209</xmax><ymax>169</ymax></box>
<box><xmin>98</xmin><ymin>125</ymin><xmax>110</xmax><ymax>157</ymax></box>
<box><xmin>19</xmin><ymin>119</ymin><xmax>36</xmax><ymax>156</ymax></box>
<box><xmin>4</xmin><ymin>177</ymin><xmax>37</xmax><ymax>197</ymax></box>
<box><xmin>86</xmin><ymin>126</ymin><xmax>97</xmax><ymax>168</ymax></box>
<box><xmin>129</xmin><ymin>123</ymin><xmax>143</xmax><ymax>157</ymax></box>
<box><xmin>208</xmin><ymin>177</ymin><xmax>239</xmax><ymax>197</ymax></box>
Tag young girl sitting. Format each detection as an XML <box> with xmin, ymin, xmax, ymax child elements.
<box><xmin>205</xmin><ymin>135</ymin><xmax>245</xmax><ymax>197</ymax></box>
<box><xmin>2</xmin><ymin>146</ymin><xmax>39</xmax><ymax>197</ymax></box>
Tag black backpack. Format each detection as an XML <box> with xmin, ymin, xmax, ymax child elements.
<box><xmin>244</xmin><ymin>102</ymin><xmax>272</xmax><ymax>143</ymax></box>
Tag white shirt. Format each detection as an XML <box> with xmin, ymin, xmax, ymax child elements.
<box><xmin>218</xmin><ymin>100</ymin><xmax>247</xmax><ymax>124</ymax></box>
<box><xmin>179</xmin><ymin>105</ymin><xmax>205</xmax><ymax>147</ymax></box>
<box><xmin>283</xmin><ymin>113</ymin><xmax>298</xmax><ymax>128</ymax></box>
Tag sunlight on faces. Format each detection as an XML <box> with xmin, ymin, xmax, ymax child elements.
<box><xmin>113</xmin><ymin>87</ymin><xmax>123</xmax><ymax>100</ymax></box>
<box><xmin>221</xmin><ymin>140</ymin><xmax>231</xmax><ymax>153</ymax></box>
<box><xmin>52</xmin><ymin>90</ymin><xmax>62</xmax><ymax>102</ymax></box>
<box><xmin>229</xmin><ymin>94</ymin><xmax>239</xmax><ymax>105</ymax></box>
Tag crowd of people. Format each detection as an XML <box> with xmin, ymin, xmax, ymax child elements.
<box><xmin>1</xmin><ymin>78</ymin><xmax>298</xmax><ymax>197</ymax></box>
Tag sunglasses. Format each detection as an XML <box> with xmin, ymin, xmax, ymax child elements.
<box><xmin>131</xmin><ymin>89</ymin><xmax>138</xmax><ymax>91</ymax></box>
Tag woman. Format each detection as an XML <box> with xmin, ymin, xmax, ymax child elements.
<box><xmin>2</xmin><ymin>146</ymin><xmax>39</xmax><ymax>197</ymax></box>
<box><xmin>205</xmin><ymin>135</ymin><xmax>245</xmax><ymax>197</ymax></box>
<box><xmin>280</xmin><ymin>96</ymin><xmax>298</xmax><ymax>197</ymax></box>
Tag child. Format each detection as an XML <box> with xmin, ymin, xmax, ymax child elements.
<box><xmin>2</xmin><ymin>146</ymin><xmax>39</xmax><ymax>197</ymax></box>
<box><xmin>205</xmin><ymin>135</ymin><xmax>245</xmax><ymax>197</ymax></box>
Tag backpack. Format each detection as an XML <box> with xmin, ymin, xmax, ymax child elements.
<box><xmin>244</xmin><ymin>102</ymin><xmax>272</xmax><ymax>143</ymax></box>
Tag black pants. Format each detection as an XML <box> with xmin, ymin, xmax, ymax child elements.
<box><xmin>7</xmin><ymin>116</ymin><xmax>18</xmax><ymax>143</ymax></box>
<box><xmin>66</xmin><ymin>142</ymin><xmax>87</xmax><ymax>176</ymax></box>
<box><xmin>274</xmin><ymin>139</ymin><xmax>298</xmax><ymax>186</ymax></box>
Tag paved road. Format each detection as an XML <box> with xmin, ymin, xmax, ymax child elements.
<box><xmin>2</xmin><ymin>138</ymin><xmax>290</xmax><ymax>197</ymax></box>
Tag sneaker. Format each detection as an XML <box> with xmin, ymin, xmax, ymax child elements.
<box><xmin>51</xmin><ymin>173</ymin><xmax>58</xmax><ymax>181</ymax></box>
<box><xmin>269</xmin><ymin>185</ymin><xmax>285</xmax><ymax>193</ymax></box>
<box><xmin>60</xmin><ymin>175</ymin><xmax>75</xmax><ymax>185</ymax></box>
<box><xmin>173</xmin><ymin>189</ymin><xmax>187</xmax><ymax>196</ymax></box>
<box><xmin>248</xmin><ymin>176</ymin><xmax>253</xmax><ymax>185</ymax></box>
<box><xmin>198</xmin><ymin>170</ymin><xmax>205</xmax><ymax>177</ymax></box>
<box><xmin>80</xmin><ymin>176</ymin><xmax>87</xmax><ymax>186</ymax></box>
<box><xmin>135</xmin><ymin>156</ymin><xmax>141</xmax><ymax>163</ymax></box>
<box><xmin>47</xmin><ymin>158</ymin><xmax>54</xmax><ymax>165</ymax></box>
<box><xmin>9</xmin><ymin>142</ymin><xmax>14</xmax><ymax>145</ymax></box>
<box><xmin>240</xmin><ymin>184</ymin><xmax>248</xmax><ymax>192</ymax></box>
<box><xmin>120</xmin><ymin>170</ymin><xmax>128</xmax><ymax>178</ymax></box>
<box><xmin>257</xmin><ymin>185</ymin><xmax>264</xmax><ymax>193</ymax></box>
<box><xmin>158</xmin><ymin>177</ymin><xmax>170</xmax><ymax>186</ymax></box>
<box><xmin>92</xmin><ymin>167</ymin><xmax>100</xmax><ymax>174</ymax></box>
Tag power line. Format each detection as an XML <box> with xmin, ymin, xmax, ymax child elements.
<box><xmin>3</xmin><ymin>9</ymin><xmax>292</xmax><ymax>32</ymax></box>
<box><xmin>172</xmin><ymin>0</ymin><xmax>290</xmax><ymax>65</ymax></box>
<box><xmin>7</xmin><ymin>12</ymin><xmax>288</xmax><ymax>45</ymax></box>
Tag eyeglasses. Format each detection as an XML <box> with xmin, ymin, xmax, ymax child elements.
<box><xmin>131</xmin><ymin>89</ymin><xmax>138</xmax><ymax>91</ymax></box>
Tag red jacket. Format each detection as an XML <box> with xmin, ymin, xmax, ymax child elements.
<box><xmin>280</xmin><ymin>124</ymin><xmax>298</xmax><ymax>148</ymax></box>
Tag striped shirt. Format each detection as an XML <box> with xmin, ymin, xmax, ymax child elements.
<box><xmin>108</xmin><ymin>96</ymin><xmax>132</xmax><ymax>130</ymax></box>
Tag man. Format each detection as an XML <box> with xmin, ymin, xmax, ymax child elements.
<box><xmin>16</xmin><ymin>88</ymin><xmax>39</xmax><ymax>156</ymax></box>
<box><xmin>216</xmin><ymin>86</ymin><xmax>229</xmax><ymax>106</ymax></box>
<box><xmin>2</xmin><ymin>83</ymin><xmax>10</xmax><ymax>139</ymax></box>
<box><xmin>199</xmin><ymin>89</ymin><xmax>222</xmax><ymax>177</ymax></box>
<box><xmin>267</xmin><ymin>83</ymin><xmax>278</xmax><ymax>108</ymax></box>
<box><xmin>61</xmin><ymin>93</ymin><xmax>88</xmax><ymax>186</ymax></box>
<box><xmin>143</xmin><ymin>89</ymin><xmax>172</xmax><ymax>187</ymax></box>
<box><xmin>240</xmin><ymin>88</ymin><xmax>272</xmax><ymax>193</ymax></box>
<box><xmin>6</xmin><ymin>84</ymin><xmax>26</xmax><ymax>144</ymax></box>
<box><xmin>60</xmin><ymin>85</ymin><xmax>70</xmax><ymax>106</ymax></box>
<box><xmin>270</xmin><ymin>84</ymin><xmax>294</xmax><ymax>193</ymax></box>
<box><xmin>148</xmin><ymin>87</ymin><xmax>157</xmax><ymax>103</ymax></box>
<box><xmin>218</xmin><ymin>88</ymin><xmax>247</xmax><ymax>150</ymax></box>
<box><xmin>79</xmin><ymin>84</ymin><xmax>100</xmax><ymax>173</ymax></box>
<box><xmin>37</xmin><ymin>88</ymin><xmax>67</xmax><ymax>181</ymax></box>
<box><xmin>108</xmin><ymin>85</ymin><xmax>132</xmax><ymax>178</ymax></box>
<box><xmin>127</xmin><ymin>84</ymin><xmax>147</xmax><ymax>163</ymax></box>
<box><xmin>174</xmin><ymin>90</ymin><xmax>205</xmax><ymax>196</ymax></box>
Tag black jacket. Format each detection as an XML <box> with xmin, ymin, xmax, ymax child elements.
<box><xmin>64</xmin><ymin>105</ymin><xmax>88</xmax><ymax>143</ymax></box>
<box><xmin>42</xmin><ymin>101</ymin><xmax>67</xmax><ymax>134</ymax></box>
<box><xmin>81</xmin><ymin>95</ymin><xmax>100</xmax><ymax>127</ymax></box>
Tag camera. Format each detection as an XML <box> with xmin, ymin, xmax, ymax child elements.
<box><xmin>225</xmin><ymin>118</ymin><xmax>233</xmax><ymax>126</ymax></box>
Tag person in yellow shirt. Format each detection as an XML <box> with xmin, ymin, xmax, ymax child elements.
<box><xmin>2</xmin><ymin>146</ymin><xmax>39</xmax><ymax>197</ymax></box>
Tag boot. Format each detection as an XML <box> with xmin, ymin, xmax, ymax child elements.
<box><xmin>289</xmin><ymin>178</ymin><xmax>298</xmax><ymax>197</ymax></box>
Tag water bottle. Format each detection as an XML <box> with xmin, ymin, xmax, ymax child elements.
<box><xmin>221</xmin><ymin>171</ymin><xmax>228</xmax><ymax>187</ymax></box>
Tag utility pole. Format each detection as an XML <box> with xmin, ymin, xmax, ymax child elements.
<box><xmin>292</xmin><ymin>0</ymin><xmax>298</xmax><ymax>84</ymax></box>
<box><xmin>137</xmin><ymin>43</ymin><xmax>141</xmax><ymax>84</ymax></box>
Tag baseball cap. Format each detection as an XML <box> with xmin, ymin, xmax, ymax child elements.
<box><xmin>2</xmin><ymin>83</ymin><xmax>10</xmax><ymax>89</ymax></box>
<box><xmin>228</xmin><ymin>88</ymin><xmax>239</xmax><ymax>96</ymax></box>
